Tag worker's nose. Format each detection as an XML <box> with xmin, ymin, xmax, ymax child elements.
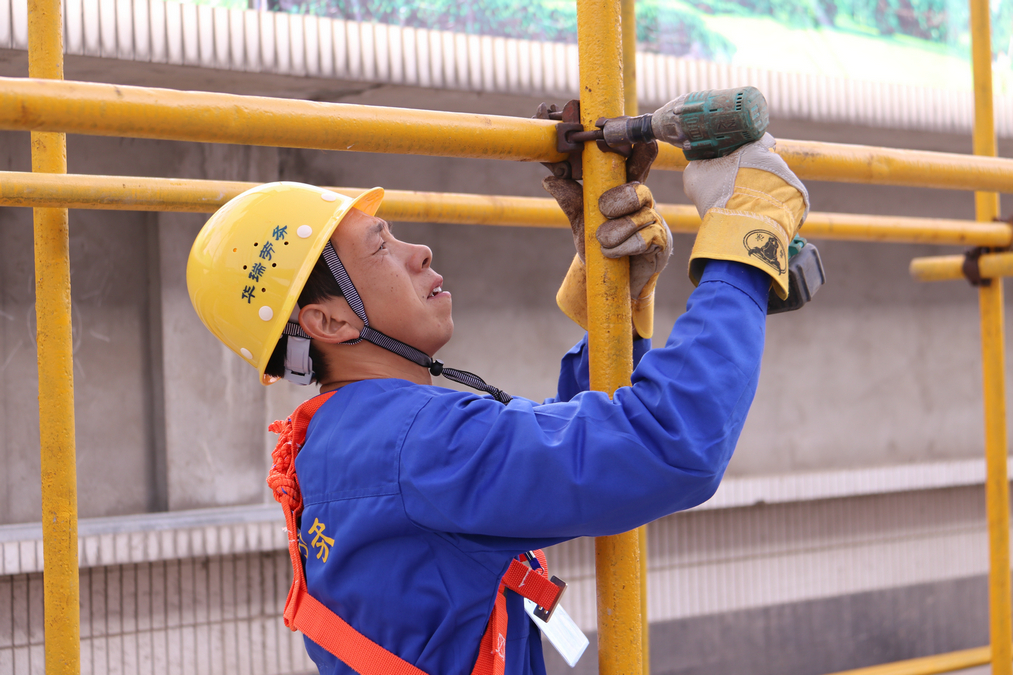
<box><xmin>409</xmin><ymin>243</ymin><xmax>433</xmax><ymax>271</ymax></box>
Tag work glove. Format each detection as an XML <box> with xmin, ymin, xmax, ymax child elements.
<box><xmin>683</xmin><ymin>133</ymin><xmax>809</xmax><ymax>300</ymax></box>
<box><xmin>543</xmin><ymin>142</ymin><xmax>673</xmax><ymax>339</ymax></box>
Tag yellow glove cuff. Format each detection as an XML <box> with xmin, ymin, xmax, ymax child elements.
<box><xmin>688</xmin><ymin>168</ymin><xmax>807</xmax><ymax>300</ymax></box>
<box><xmin>556</xmin><ymin>254</ymin><xmax>588</xmax><ymax>331</ymax></box>
<box><xmin>631</xmin><ymin>277</ymin><xmax>657</xmax><ymax>340</ymax></box>
<box><xmin>558</xmin><ymin>256</ymin><xmax>661</xmax><ymax>339</ymax></box>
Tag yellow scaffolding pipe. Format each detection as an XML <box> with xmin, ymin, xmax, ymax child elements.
<box><xmin>906</xmin><ymin>8</ymin><xmax>1012</xmax><ymax>675</ymax></box>
<box><xmin>4</xmin><ymin>171</ymin><xmax>1013</xmax><ymax>250</ymax></box>
<box><xmin>980</xmin><ymin>269</ymin><xmax>1011</xmax><ymax>675</ymax></box>
<box><xmin>1</xmin><ymin>171</ymin><xmax>1010</xmax><ymax>247</ymax></box>
<box><xmin>0</xmin><ymin>76</ymin><xmax>564</xmax><ymax>162</ymax></box>
<box><xmin>821</xmin><ymin>646</ymin><xmax>991</xmax><ymax>675</ymax></box>
<box><xmin>910</xmin><ymin>251</ymin><xmax>1013</xmax><ymax>282</ymax></box>
<box><xmin>577</xmin><ymin>0</ymin><xmax>642</xmax><ymax>674</ymax></box>
<box><xmin>27</xmin><ymin>1</ymin><xmax>80</xmax><ymax>675</ymax></box>
<box><xmin>792</xmin><ymin>212</ymin><xmax>1011</xmax><ymax>246</ymax></box>
<box><xmin>621</xmin><ymin>0</ymin><xmax>638</xmax><ymax>119</ymax></box>
<box><xmin>3</xmin><ymin>77</ymin><xmax>1013</xmax><ymax>192</ymax></box>
<box><xmin>619</xmin><ymin>0</ymin><xmax>651</xmax><ymax>670</ymax></box>
<box><xmin>968</xmin><ymin>1</ymin><xmax>1011</xmax><ymax>674</ymax></box>
<box><xmin>655</xmin><ymin>139</ymin><xmax>1013</xmax><ymax>192</ymax></box>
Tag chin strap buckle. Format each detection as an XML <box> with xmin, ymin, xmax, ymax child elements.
<box><xmin>282</xmin><ymin>321</ymin><xmax>315</xmax><ymax>385</ymax></box>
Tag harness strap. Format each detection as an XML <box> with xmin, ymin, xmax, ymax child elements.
<box><xmin>474</xmin><ymin>552</ymin><xmax>566</xmax><ymax>675</ymax></box>
<box><xmin>281</xmin><ymin>498</ymin><xmax>428</xmax><ymax>675</ymax></box>
<box><xmin>501</xmin><ymin>555</ymin><xmax>566</xmax><ymax>622</ymax></box>
<box><xmin>475</xmin><ymin>580</ymin><xmax>509</xmax><ymax>675</ymax></box>
<box><xmin>268</xmin><ymin>393</ymin><xmax>564</xmax><ymax>675</ymax></box>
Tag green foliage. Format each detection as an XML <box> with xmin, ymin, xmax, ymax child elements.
<box><xmin>681</xmin><ymin>0</ymin><xmax>1009</xmax><ymax>59</ymax></box>
<box><xmin>270</xmin><ymin>0</ymin><xmax>578</xmax><ymax>42</ymax></box>
<box><xmin>269</xmin><ymin>0</ymin><xmax>735</xmax><ymax>60</ymax></box>
<box><xmin>832</xmin><ymin>0</ymin><xmax>1012</xmax><ymax>59</ymax></box>
<box><xmin>685</xmin><ymin>0</ymin><xmax>960</xmax><ymax>35</ymax></box>
<box><xmin>828</xmin><ymin>0</ymin><xmax>961</xmax><ymax>41</ymax></box>
<box><xmin>687</xmin><ymin>0</ymin><xmax>828</xmax><ymax>29</ymax></box>
<box><xmin>637</xmin><ymin>0</ymin><xmax>736</xmax><ymax>58</ymax></box>
<box><xmin>260</xmin><ymin>0</ymin><xmax>1012</xmax><ymax>62</ymax></box>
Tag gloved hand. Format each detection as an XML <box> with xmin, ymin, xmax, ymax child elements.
<box><xmin>543</xmin><ymin>142</ymin><xmax>673</xmax><ymax>339</ymax></box>
<box><xmin>683</xmin><ymin>133</ymin><xmax>809</xmax><ymax>300</ymax></box>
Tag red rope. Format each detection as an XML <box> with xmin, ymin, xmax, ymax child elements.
<box><xmin>267</xmin><ymin>393</ymin><xmax>336</xmax><ymax>519</ymax></box>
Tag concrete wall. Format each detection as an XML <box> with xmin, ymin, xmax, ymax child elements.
<box><xmin>0</xmin><ymin>132</ymin><xmax>288</xmax><ymax>522</ymax></box>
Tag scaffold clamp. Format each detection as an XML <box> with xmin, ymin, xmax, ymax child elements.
<box><xmin>963</xmin><ymin>247</ymin><xmax>993</xmax><ymax>287</ymax></box>
<box><xmin>536</xmin><ymin>100</ymin><xmax>584</xmax><ymax>180</ymax></box>
<box><xmin>963</xmin><ymin>217</ymin><xmax>1013</xmax><ymax>287</ymax></box>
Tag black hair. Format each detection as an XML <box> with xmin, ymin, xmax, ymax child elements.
<box><xmin>263</xmin><ymin>254</ymin><xmax>343</xmax><ymax>383</ymax></box>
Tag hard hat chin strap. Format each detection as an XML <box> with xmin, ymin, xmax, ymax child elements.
<box><xmin>281</xmin><ymin>321</ymin><xmax>314</xmax><ymax>386</ymax></box>
<box><xmin>281</xmin><ymin>243</ymin><xmax>512</xmax><ymax>404</ymax></box>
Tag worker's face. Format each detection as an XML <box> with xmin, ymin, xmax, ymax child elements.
<box><xmin>331</xmin><ymin>208</ymin><xmax>453</xmax><ymax>356</ymax></box>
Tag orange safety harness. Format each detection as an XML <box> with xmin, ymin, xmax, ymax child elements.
<box><xmin>267</xmin><ymin>392</ymin><xmax>566</xmax><ymax>675</ymax></box>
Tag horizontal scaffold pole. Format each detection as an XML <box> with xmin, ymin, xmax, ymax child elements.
<box><xmin>821</xmin><ymin>646</ymin><xmax>990</xmax><ymax>675</ymax></box>
<box><xmin>910</xmin><ymin>251</ymin><xmax>1013</xmax><ymax>281</ymax></box>
<box><xmin>2</xmin><ymin>78</ymin><xmax>1013</xmax><ymax>192</ymax></box>
<box><xmin>657</xmin><ymin>141</ymin><xmax>1013</xmax><ymax>192</ymax></box>
<box><xmin>1</xmin><ymin>171</ymin><xmax>1010</xmax><ymax>248</ymax></box>
<box><xmin>0</xmin><ymin>77</ymin><xmax>565</xmax><ymax>163</ymax></box>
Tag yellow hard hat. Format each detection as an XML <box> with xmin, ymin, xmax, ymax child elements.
<box><xmin>186</xmin><ymin>182</ymin><xmax>384</xmax><ymax>385</ymax></box>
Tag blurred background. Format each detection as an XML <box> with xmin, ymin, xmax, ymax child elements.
<box><xmin>0</xmin><ymin>0</ymin><xmax>1012</xmax><ymax>672</ymax></box>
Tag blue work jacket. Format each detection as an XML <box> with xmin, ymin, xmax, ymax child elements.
<box><xmin>295</xmin><ymin>261</ymin><xmax>769</xmax><ymax>675</ymax></box>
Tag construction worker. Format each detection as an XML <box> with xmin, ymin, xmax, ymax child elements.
<box><xmin>186</xmin><ymin>133</ymin><xmax>808</xmax><ymax>675</ymax></box>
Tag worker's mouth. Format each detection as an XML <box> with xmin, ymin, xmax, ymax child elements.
<box><xmin>427</xmin><ymin>276</ymin><xmax>449</xmax><ymax>300</ymax></box>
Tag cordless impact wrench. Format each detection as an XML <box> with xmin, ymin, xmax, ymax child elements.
<box><xmin>588</xmin><ymin>86</ymin><xmax>825</xmax><ymax>314</ymax></box>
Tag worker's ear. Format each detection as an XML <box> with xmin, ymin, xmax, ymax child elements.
<box><xmin>298</xmin><ymin>298</ymin><xmax>362</xmax><ymax>344</ymax></box>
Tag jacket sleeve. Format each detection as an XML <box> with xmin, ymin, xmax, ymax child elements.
<box><xmin>551</xmin><ymin>336</ymin><xmax>653</xmax><ymax>404</ymax></box>
<box><xmin>398</xmin><ymin>260</ymin><xmax>769</xmax><ymax>541</ymax></box>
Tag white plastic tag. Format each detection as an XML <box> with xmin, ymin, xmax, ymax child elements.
<box><xmin>523</xmin><ymin>598</ymin><xmax>588</xmax><ymax>668</ymax></box>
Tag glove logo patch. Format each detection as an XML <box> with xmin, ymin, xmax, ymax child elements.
<box><xmin>743</xmin><ymin>230</ymin><xmax>785</xmax><ymax>274</ymax></box>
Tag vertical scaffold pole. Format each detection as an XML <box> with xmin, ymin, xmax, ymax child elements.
<box><xmin>28</xmin><ymin>0</ymin><xmax>80</xmax><ymax>673</ymax></box>
<box><xmin>968</xmin><ymin>1</ymin><xmax>1010</xmax><ymax>674</ymax></box>
<box><xmin>618</xmin><ymin>1</ymin><xmax>651</xmax><ymax>672</ymax></box>
<box><xmin>576</xmin><ymin>1</ymin><xmax>643</xmax><ymax>674</ymax></box>
<box><xmin>621</xmin><ymin>0</ymin><xmax>638</xmax><ymax>117</ymax></box>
